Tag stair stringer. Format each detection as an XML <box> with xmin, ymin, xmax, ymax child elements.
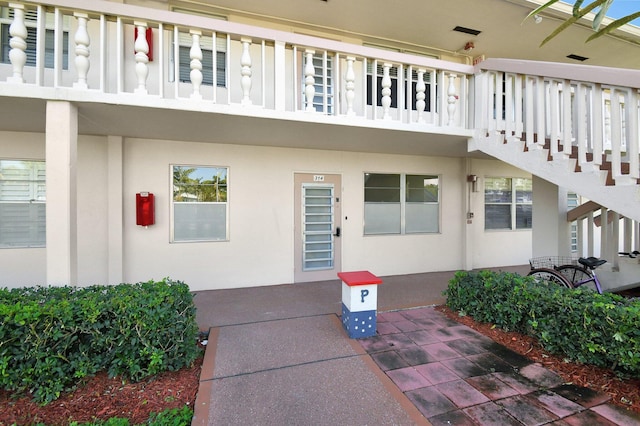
<box><xmin>469</xmin><ymin>131</ymin><xmax>640</xmax><ymax>222</ymax></box>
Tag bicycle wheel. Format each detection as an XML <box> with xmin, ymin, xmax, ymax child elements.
<box><xmin>555</xmin><ymin>265</ymin><xmax>598</xmax><ymax>291</ymax></box>
<box><xmin>527</xmin><ymin>268</ymin><xmax>573</xmax><ymax>289</ymax></box>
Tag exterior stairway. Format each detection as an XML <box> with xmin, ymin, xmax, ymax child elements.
<box><xmin>470</xmin><ymin>58</ymin><xmax>640</xmax><ymax>224</ymax></box>
<box><xmin>469</xmin><ymin>59</ymin><xmax>640</xmax><ymax>291</ymax></box>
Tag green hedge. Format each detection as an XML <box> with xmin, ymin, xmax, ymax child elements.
<box><xmin>0</xmin><ymin>279</ymin><xmax>201</xmax><ymax>403</ymax></box>
<box><xmin>445</xmin><ymin>270</ymin><xmax>640</xmax><ymax>377</ymax></box>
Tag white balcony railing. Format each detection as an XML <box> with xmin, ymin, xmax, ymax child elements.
<box><xmin>0</xmin><ymin>0</ymin><xmax>474</xmax><ymax>130</ymax></box>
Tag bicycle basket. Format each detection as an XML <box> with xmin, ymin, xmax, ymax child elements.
<box><xmin>529</xmin><ymin>256</ymin><xmax>578</xmax><ymax>269</ymax></box>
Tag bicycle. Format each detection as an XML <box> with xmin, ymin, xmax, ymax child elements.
<box><xmin>528</xmin><ymin>256</ymin><xmax>606</xmax><ymax>294</ymax></box>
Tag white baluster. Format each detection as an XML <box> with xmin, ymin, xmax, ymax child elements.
<box><xmin>189</xmin><ymin>30</ymin><xmax>203</xmax><ymax>100</ymax></box>
<box><xmin>344</xmin><ymin>56</ymin><xmax>355</xmax><ymax>116</ymax></box>
<box><xmin>604</xmin><ymin>99</ymin><xmax>611</xmax><ymax>150</ymax></box>
<box><xmin>416</xmin><ymin>68</ymin><xmax>426</xmax><ymax>123</ymax></box>
<box><xmin>240</xmin><ymin>37</ymin><xmax>252</xmax><ymax>105</ymax></box>
<box><xmin>7</xmin><ymin>3</ymin><xmax>27</xmax><ymax>83</ymax></box>
<box><xmin>134</xmin><ymin>22</ymin><xmax>149</xmax><ymax>94</ymax></box>
<box><xmin>304</xmin><ymin>50</ymin><xmax>316</xmax><ymax>112</ymax></box>
<box><xmin>73</xmin><ymin>13</ymin><xmax>90</xmax><ymax>89</ymax></box>
<box><xmin>447</xmin><ymin>73</ymin><xmax>458</xmax><ymax>126</ymax></box>
<box><xmin>381</xmin><ymin>63</ymin><xmax>392</xmax><ymax>120</ymax></box>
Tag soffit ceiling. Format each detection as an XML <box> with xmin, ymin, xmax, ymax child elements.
<box><xmin>171</xmin><ymin>0</ymin><xmax>640</xmax><ymax>69</ymax></box>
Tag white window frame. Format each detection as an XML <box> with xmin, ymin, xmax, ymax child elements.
<box><xmin>0</xmin><ymin>159</ymin><xmax>46</xmax><ymax>248</ymax></box>
<box><xmin>174</xmin><ymin>32</ymin><xmax>227</xmax><ymax>88</ymax></box>
<box><xmin>301</xmin><ymin>51</ymin><xmax>334</xmax><ymax>114</ymax></box>
<box><xmin>0</xmin><ymin>7</ymin><xmax>70</xmax><ymax>70</ymax></box>
<box><xmin>363</xmin><ymin>172</ymin><xmax>440</xmax><ymax>235</ymax></box>
<box><xmin>170</xmin><ymin>164</ymin><xmax>229</xmax><ymax>243</ymax></box>
<box><xmin>484</xmin><ymin>177</ymin><xmax>532</xmax><ymax>231</ymax></box>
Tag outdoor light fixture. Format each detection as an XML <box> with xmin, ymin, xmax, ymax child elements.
<box><xmin>534</xmin><ymin>14</ymin><xmax>543</xmax><ymax>24</ymax></box>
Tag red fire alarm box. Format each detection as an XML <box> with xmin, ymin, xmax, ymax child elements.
<box><xmin>136</xmin><ymin>192</ymin><xmax>155</xmax><ymax>226</ymax></box>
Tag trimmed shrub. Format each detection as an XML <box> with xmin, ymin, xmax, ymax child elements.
<box><xmin>445</xmin><ymin>271</ymin><xmax>640</xmax><ymax>377</ymax></box>
<box><xmin>0</xmin><ymin>279</ymin><xmax>200</xmax><ymax>403</ymax></box>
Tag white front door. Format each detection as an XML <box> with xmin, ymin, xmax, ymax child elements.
<box><xmin>294</xmin><ymin>173</ymin><xmax>342</xmax><ymax>282</ymax></box>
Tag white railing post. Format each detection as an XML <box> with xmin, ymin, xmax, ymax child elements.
<box><xmin>576</xmin><ymin>83</ymin><xmax>590</xmax><ymax>169</ymax></box>
<box><xmin>73</xmin><ymin>13</ymin><xmax>90</xmax><ymax>90</ymax></box>
<box><xmin>189</xmin><ymin>30</ymin><xmax>203</xmax><ymax>100</ymax></box>
<box><xmin>535</xmin><ymin>77</ymin><xmax>546</xmax><ymax>149</ymax></box>
<box><xmin>514</xmin><ymin>74</ymin><xmax>523</xmax><ymax>137</ymax></box>
<box><xmin>240</xmin><ymin>37</ymin><xmax>253</xmax><ymax>106</ymax></box>
<box><xmin>304</xmin><ymin>49</ymin><xmax>316</xmax><ymax>112</ymax></box>
<box><xmin>344</xmin><ymin>56</ymin><xmax>356</xmax><ymax>116</ymax></box>
<box><xmin>416</xmin><ymin>68</ymin><xmax>426</xmax><ymax>123</ymax></box>
<box><xmin>525</xmin><ymin>76</ymin><xmax>536</xmax><ymax>148</ymax></box>
<box><xmin>561</xmin><ymin>80</ymin><xmax>572</xmax><ymax>157</ymax></box>
<box><xmin>610</xmin><ymin>88</ymin><xmax>622</xmax><ymax>180</ymax></box>
<box><xmin>133</xmin><ymin>22</ymin><xmax>149</xmax><ymax>94</ymax></box>
<box><xmin>7</xmin><ymin>3</ymin><xmax>27</xmax><ymax>84</ymax></box>
<box><xmin>381</xmin><ymin>62</ymin><xmax>392</xmax><ymax>120</ymax></box>
<box><xmin>505</xmin><ymin>73</ymin><xmax>513</xmax><ymax>136</ymax></box>
<box><xmin>447</xmin><ymin>73</ymin><xmax>458</xmax><ymax>126</ymax></box>
<box><xmin>592</xmin><ymin>84</ymin><xmax>604</xmax><ymax>166</ymax></box>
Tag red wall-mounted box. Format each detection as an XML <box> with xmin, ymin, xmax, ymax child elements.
<box><xmin>136</xmin><ymin>192</ymin><xmax>155</xmax><ymax>226</ymax></box>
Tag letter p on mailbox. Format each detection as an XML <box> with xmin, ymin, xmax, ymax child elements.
<box><xmin>136</xmin><ymin>192</ymin><xmax>155</xmax><ymax>226</ymax></box>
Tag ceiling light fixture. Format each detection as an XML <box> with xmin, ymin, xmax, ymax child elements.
<box><xmin>534</xmin><ymin>14</ymin><xmax>542</xmax><ymax>24</ymax></box>
<box><xmin>464</xmin><ymin>41</ymin><xmax>475</xmax><ymax>51</ymax></box>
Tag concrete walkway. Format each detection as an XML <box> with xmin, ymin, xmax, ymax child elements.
<box><xmin>190</xmin><ymin>268</ymin><xmax>640</xmax><ymax>425</ymax></box>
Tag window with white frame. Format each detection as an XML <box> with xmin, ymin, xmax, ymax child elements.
<box><xmin>0</xmin><ymin>7</ymin><xmax>69</xmax><ymax>69</ymax></box>
<box><xmin>0</xmin><ymin>160</ymin><xmax>46</xmax><ymax>248</ymax></box>
<box><xmin>176</xmin><ymin>33</ymin><xmax>227</xmax><ymax>87</ymax></box>
<box><xmin>171</xmin><ymin>165</ymin><xmax>228</xmax><ymax>242</ymax></box>
<box><xmin>301</xmin><ymin>52</ymin><xmax>334</xmax><ymax>114</ymax></box>
<box><xmin>366</xmin><ymin>63</ymin><xmax>433</xmax><ymax>111</ymax></box>
<box><xmin>484</xmin><ymin>177</ymin><xmax>532</xmax><ymax>230</ymax></box>
<box><xmin>567</xmin><ymin>192</ymin><xmax>579</xmax><ymax>252</ymax></box>
<box><xmin>364</xmin><ymin>173</ymin><xmax>439</xmax><ymax>235</ymax></box>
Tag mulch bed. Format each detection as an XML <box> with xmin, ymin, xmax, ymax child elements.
<box><xmin>0</xmin><ymin>355</ymin><xmax>203</xmax><ymax>425</ymax></box>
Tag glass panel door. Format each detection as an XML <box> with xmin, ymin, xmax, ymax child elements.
<box><xmin>302</xmin><ymin>184</ymin><xmax>334</xmax><ymax>271</ymax></box>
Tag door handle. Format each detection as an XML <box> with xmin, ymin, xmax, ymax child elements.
<box><xmin>334</xmin><ymin>227</ymin><xmax>341</xmax><ymax>237</ymax></box>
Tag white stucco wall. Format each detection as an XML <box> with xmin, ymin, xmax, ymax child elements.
<box><xmin>1</xmin><ymin>132</ymin><xmax>534</xmax><ymax>290</ymax></box>
<box><xmin>468</xmin><ymin>158</ymin><xmax>533</xmax><ymax>268</ymax></box>
<box><xmin>0</xmin><ymin>132</ymin><xmax>46</xmax><ymax>287</ymax></box>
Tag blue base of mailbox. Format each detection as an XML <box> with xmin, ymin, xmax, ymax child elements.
<box><xmin>341</xmin><ymin>303</ymin><xmax>376</xmax><ymax>338</ymax></box>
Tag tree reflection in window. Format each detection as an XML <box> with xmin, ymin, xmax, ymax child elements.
<box><xmin>173</xmin><ymin>166</ymin><xmax>227</xmax><ymax>203</ymax></box>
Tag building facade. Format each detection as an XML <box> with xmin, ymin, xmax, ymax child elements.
<box><xmin>0</xmin><ymin>0</ymin><xmax>638</xmax><ymax>291</ymax></box>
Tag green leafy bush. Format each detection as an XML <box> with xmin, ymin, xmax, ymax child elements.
<box><xmin>445</xmin><ymin>271</ymin><xmax>640</xmax><ymax>377</ymax></box>
<box><xmin>0</xmin><ymin>279</ymin><xmax>201</xmax><ymax>403</ymax></box>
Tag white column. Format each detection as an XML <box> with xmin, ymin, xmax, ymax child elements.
<box><xmin>532</xmin><ymin>177</ymin><xmax>571</xmax><ymax>258</ymax></box>
<box><xmin>240</xmin><ymin>37</ymin><xmax>253</xmax><ymax>105</ymax></box>
<box><xmin>73</xmin><ymin>13</ymin><xmax>90</xmax><ymax>89</ymax></box>
<box><xmin>304</xmin><ymin>50</ymin><xmax>316</xmax><ymax>112</ymax></box>
<box><xmin>189</xmin><ymin>30</ymin><xmax>203</xmax><ymax>100</ymax></box>
<box><xmin>46</xmin><ymin>101</ymin><xmax>78</xmax><ymax>286</ymax></box>
<box><xmin>107</xmin><ymin>136</ymin><xmax>123</xmax><ymax>285</ymax></box>
<box><xmin>416</xmin><ymin>68</ymin><xmax>426</xmax><ymax>123</ymax></box>
<box><xmin>344</xmin><ymin>56</ymin><xmax>356</xmax><ymax>116</ymax></box>
<box><xmin>447</xmin><ymin>73</ymin><xmax>458</xmax><ymax>126</ymax></box>
<box><xmin>7</xmin><ymin>3</ymin><xmax>27</xmax><ymax>83</ymax></box>
<box><xmin>381</xmin><ymin>63</ymin><xmax>392</xmax><ymax>120</ymax></box>
<box><xmin>133</xmin><ymin>22</ymin><xmax>149</xmax><ymax>94</ymax></box>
